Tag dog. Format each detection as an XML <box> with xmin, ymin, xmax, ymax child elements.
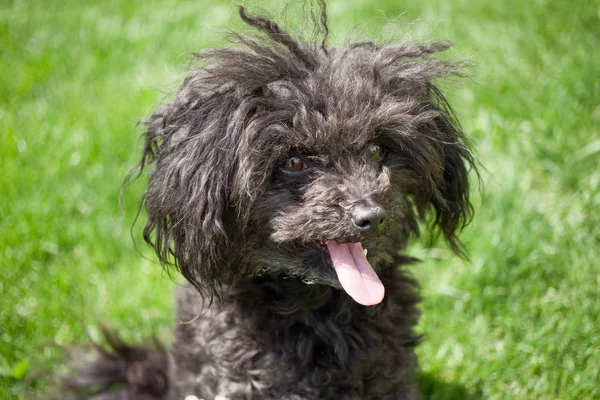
<box><xmin>63</xmin><ymin>3</ymin><xmax>475</xmax><ymax>399</ymax></box>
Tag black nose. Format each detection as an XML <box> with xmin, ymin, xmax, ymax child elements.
<box><xmin>351</xmin><ymin>204</ymin><xmax>386</xmax><ymax>232</ymax></box>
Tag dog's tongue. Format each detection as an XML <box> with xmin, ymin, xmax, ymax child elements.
<box><xmin>326</xmin><ymin>241</ymin><xmax>385</xmax><ymax>306</ymax></box>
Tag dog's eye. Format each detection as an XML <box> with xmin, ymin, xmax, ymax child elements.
<box><xmin>367</xmin><ymin>143</ymin><xmax>384</xmax><ymax>161</ymax></box>
<box><xmin>281</xmin><ymin>156</ymin><xmax>307</xmax><ymax>172</ymax></box>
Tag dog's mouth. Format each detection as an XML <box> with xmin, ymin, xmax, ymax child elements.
<box><xmin>323</xmin><ymin>241</ymin><xmax>385</xmax><ymax>306</ymax></box>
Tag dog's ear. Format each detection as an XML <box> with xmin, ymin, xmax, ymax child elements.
<box><xmin>423</xmin><ymin>86</ymin><xmax>475</xmax><ymax>256</ymax></box>
<box><xmin>128</xmin><ymin>6</ymin><xmax>321</xmax><ymax>300</ymax></box>
<box><xmin>135</xmin><ymin>83</ymin><xmax>246</xmax><ymax>301</ymax></box>
<box><xmin>367</xmin><ymin>42</ymin><xmax>476</xmax><ymax>255</ymax></box>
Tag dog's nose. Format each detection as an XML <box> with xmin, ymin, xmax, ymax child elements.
<box><xmin>351</xmin><ymin>204</ymin><xmax>386</xmax><ymax>232</ymax></box>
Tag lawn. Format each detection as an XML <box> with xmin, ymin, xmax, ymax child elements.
<box><xmin>1</xmin><ymin>0</ymin><xmax>598</xmax><ymax>398</ymax></box>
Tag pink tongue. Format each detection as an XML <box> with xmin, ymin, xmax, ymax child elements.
<box><xmin>326</xmin><ymin>241</ymin><xmax>385</xmax><ymax>306</ymax></box>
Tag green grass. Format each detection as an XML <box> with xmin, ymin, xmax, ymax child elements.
<box><xmin>1</xmin><ymin>0</ymin><xmax>598</xmax><ymax>398</ymax></box>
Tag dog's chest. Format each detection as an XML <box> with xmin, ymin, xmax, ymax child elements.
<box><xmin>171</xmin><ymin>298</ymin><xmax>418</xmax><ymax>399</ymax></box>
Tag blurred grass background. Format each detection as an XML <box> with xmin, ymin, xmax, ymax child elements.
<box><xmin>1</xmin><ymin>0</ymin><xmax>598</xmax><ymax>398</ymax></box>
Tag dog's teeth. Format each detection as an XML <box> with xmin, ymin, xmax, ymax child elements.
<box><xmin>364</xmin><ymin>248</ymin><xmax>368</xmax><ymax>256</ymax></box>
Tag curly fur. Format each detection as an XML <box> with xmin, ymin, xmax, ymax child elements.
<box><xmin>64</xmin><ymin>2</ymin><xmax>475</xmax><ymax>399</ymax></box>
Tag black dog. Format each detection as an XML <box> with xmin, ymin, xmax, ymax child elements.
<box><xmin>65</xmin><ymin>3</ymin><xmax>475</xmax><ymax>399</ymax></box>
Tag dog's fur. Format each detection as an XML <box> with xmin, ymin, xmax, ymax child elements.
<box><xmin>64</xmin><ymin>3</ymin><xmax>475</xmax><ymax>399</ymax></box>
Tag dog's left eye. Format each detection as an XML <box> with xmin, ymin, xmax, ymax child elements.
<box><xmin>367</xmin><ymin>143</ymin><xmax>385</xmax><ymax>161</ymax></box>
<box><xmin>281</xmin><ymin>156</ymin><xmax>308</xmax><ymax>172</ymax></box>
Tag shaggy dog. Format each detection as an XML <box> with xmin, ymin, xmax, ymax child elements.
<box><xmin>65</xmin><ymin>3</ymin><xmax>475</xmax><ymax>399</ymax></box>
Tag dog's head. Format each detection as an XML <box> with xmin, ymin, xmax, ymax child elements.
<box><xmin>137</xmin><ymin>5</ymin><xmax>475</xmax><ymax>305</ymax></box>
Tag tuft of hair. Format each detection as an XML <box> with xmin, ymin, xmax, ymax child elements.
<box><xmin>130</xmin><ymin>1</ymin><xmax>476</xmax><ymax>300</ymax></box>
<box><xmin>62</xmin><ymin>326</ymin><xmax>169</xmax><ymax>400</ymax></box>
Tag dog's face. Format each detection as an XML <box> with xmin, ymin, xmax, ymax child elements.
<box><xmin>248</xmin><ymin>128</ymin><xmax>414</xmax><ymax>305</ymax></box>
<box><xmin>138</xmin><ymin>7</ymin><xmax>474</xmax><ymax>304</ymax></box>
<box><xmin>244</xmin><ymin>90</ymin><xmax>436</xmax><ymax>305</ymax></box>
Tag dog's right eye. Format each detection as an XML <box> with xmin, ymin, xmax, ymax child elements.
<box><xmin>281</xmin><ymin>156</ymin><xmax>308</xmax><ymax>172</ymax></box>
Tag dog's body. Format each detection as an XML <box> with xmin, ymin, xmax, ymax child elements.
<box><xmin>170</xmin><ymin>271</ymin><xmax>420</xmax><ymax>399</ymax></box>
<box><xmin>64</xmin><ymin>4</ymin><xmax>474</xmax><ymax>399</ymax></box>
